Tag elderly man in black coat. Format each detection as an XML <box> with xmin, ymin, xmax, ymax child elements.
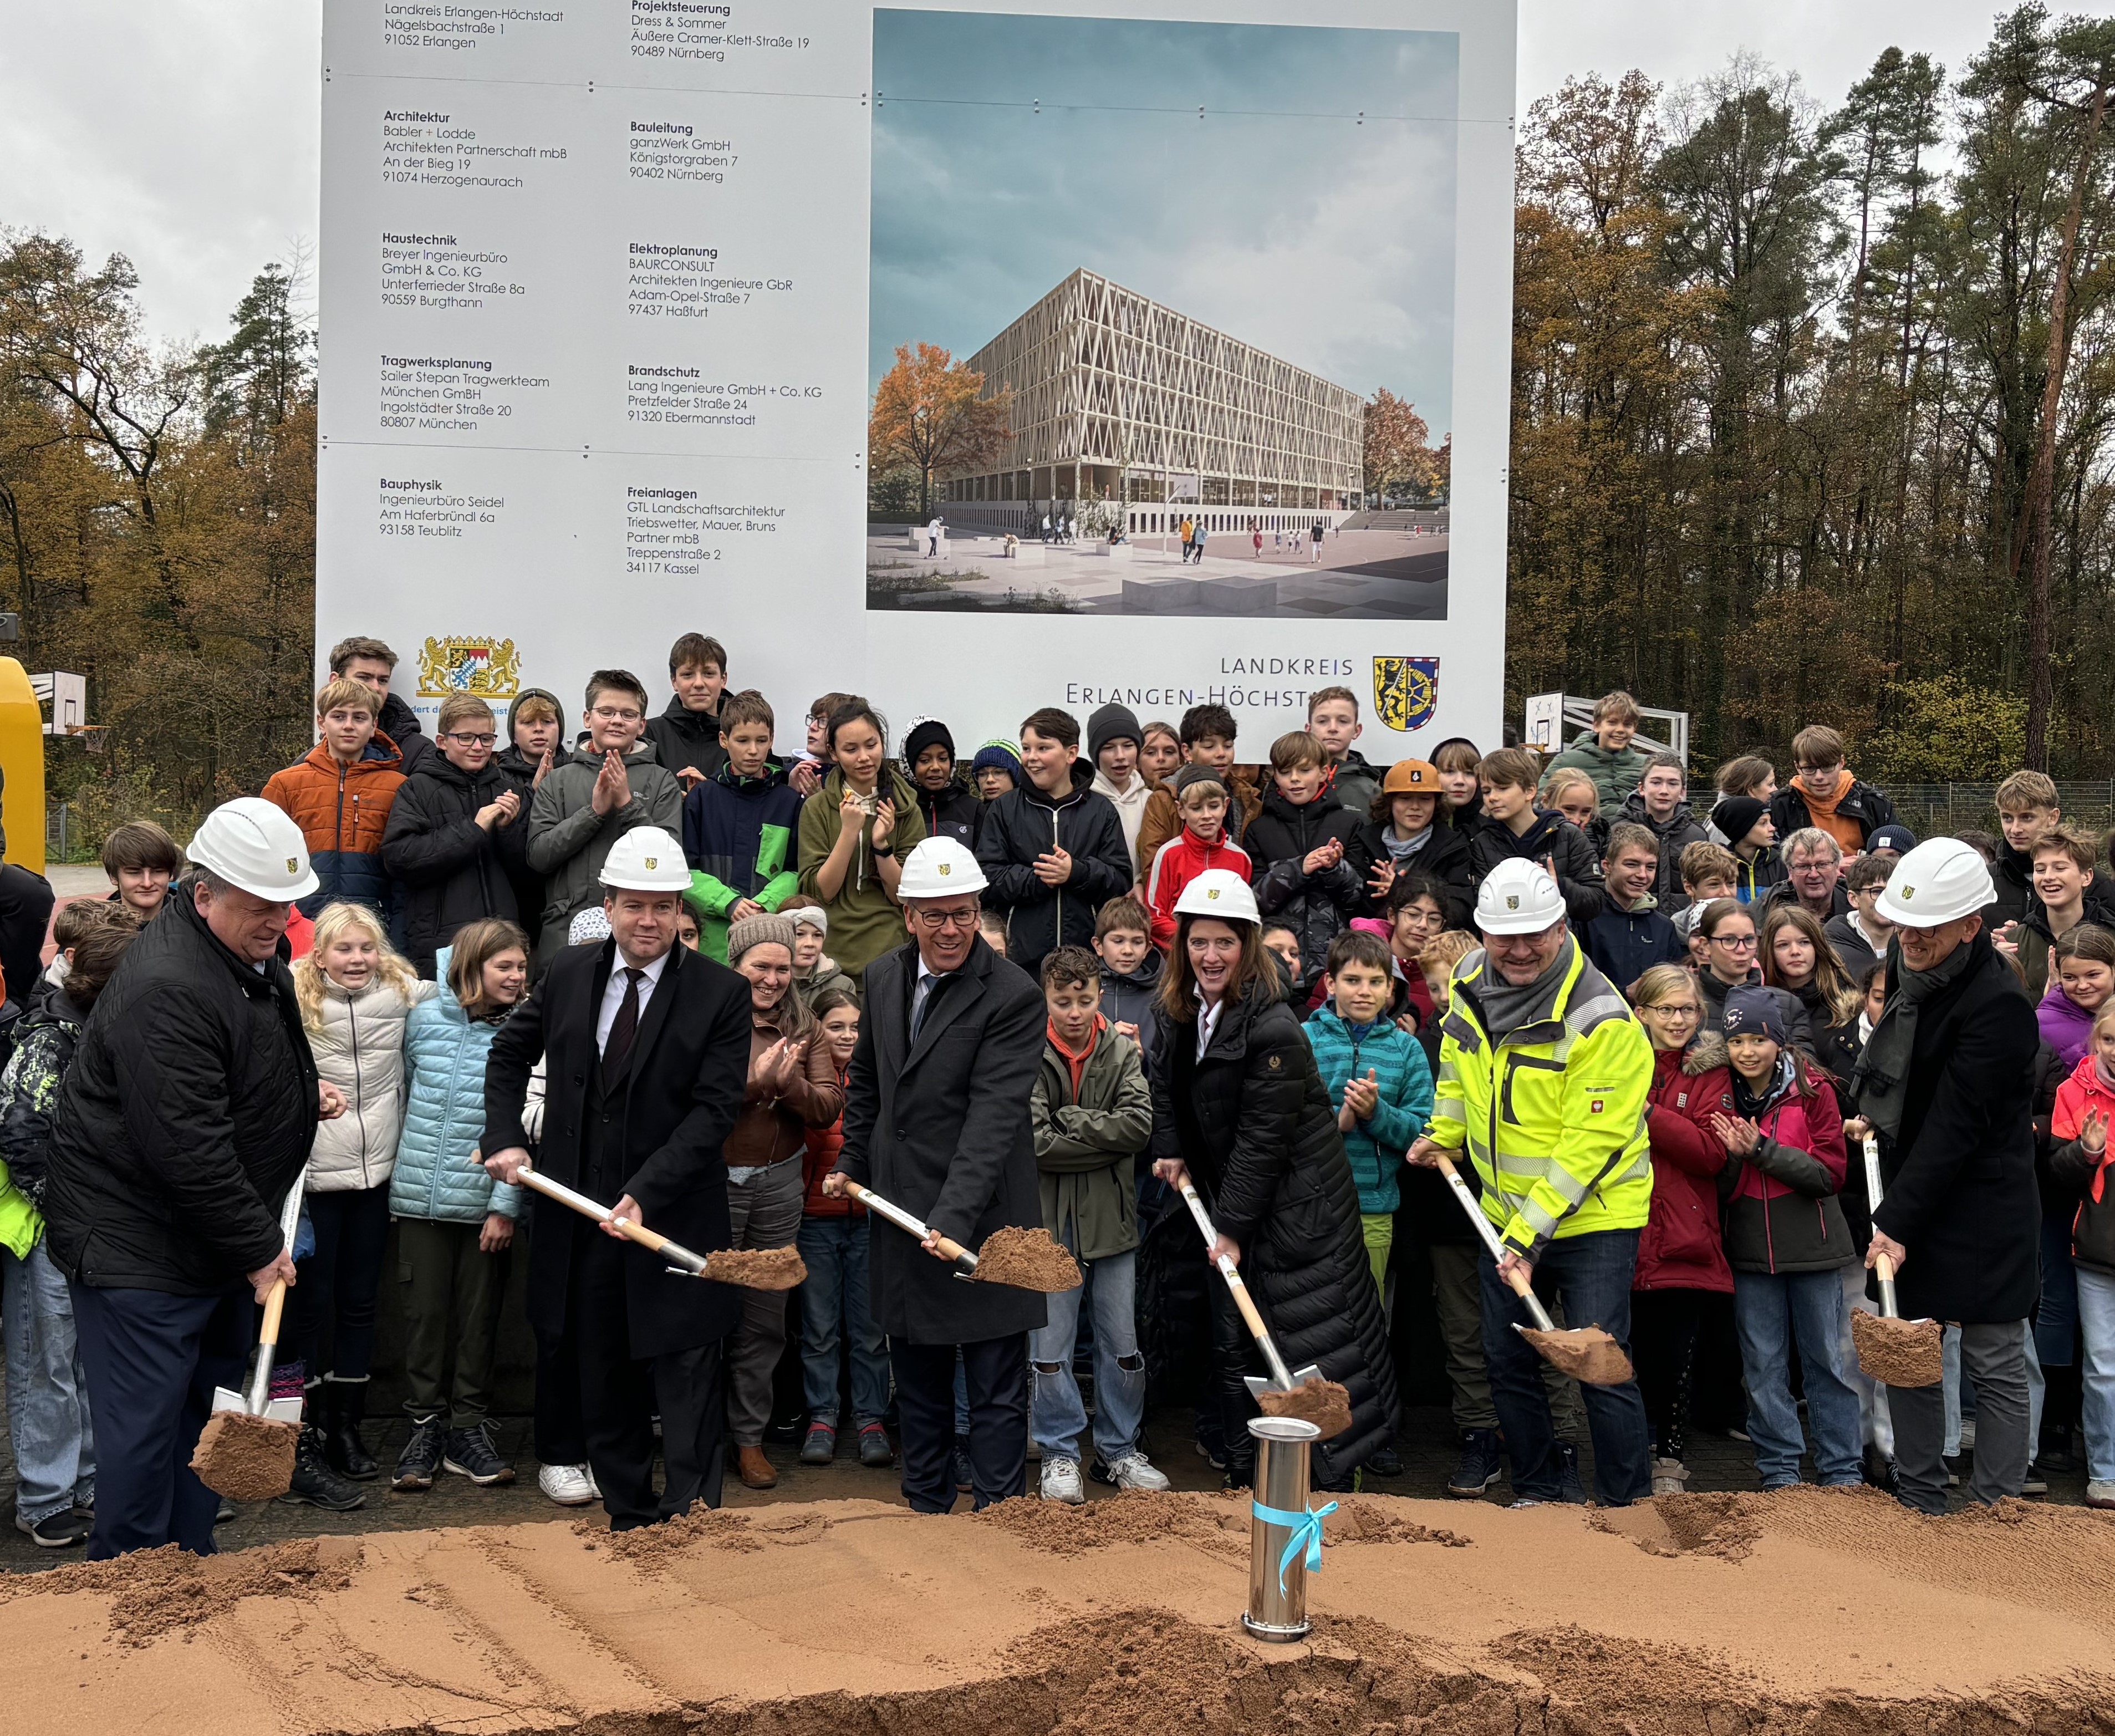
<box><xmin>1851</xmin><ymin>839</ymin><xmax>2041</xmax><ymax>1515</ymax></box>
<box><xmin>825</xmin><ymin>836</ymin><xmax>1047</xmax><ymax>1511</ymax></box>
<box><xmin>43</xmin><ymin>800</ymin><xmax>342</xmax><ymax>1558</ymax></box>
<box><xmin>484</xmin><ymin>826</ymin><xmax>752</xmax><ymax>1529</ymax></box>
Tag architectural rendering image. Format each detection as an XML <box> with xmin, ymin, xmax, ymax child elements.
<box><xmin>867</xmin><ymin>9</ymin><xmax>1457</xmax><ymax>618</ymax></box>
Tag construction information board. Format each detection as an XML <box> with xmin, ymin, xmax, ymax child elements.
<box><xmin>319</xmin><ymin>0</ymin><xmax>1516</xmax><ymax>754</ymax></box>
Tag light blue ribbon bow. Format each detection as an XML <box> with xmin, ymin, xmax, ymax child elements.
<box><xmin>1251</xmin><ymin>1497</ymin><xmax>1338</xmax><ymax>1594</ymax></box>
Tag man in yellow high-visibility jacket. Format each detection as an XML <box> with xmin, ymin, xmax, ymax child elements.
<box><xmin>1410</xmin><ymin>857</ymin><xmax>1654</xmax><ymax>1506</ymax></box>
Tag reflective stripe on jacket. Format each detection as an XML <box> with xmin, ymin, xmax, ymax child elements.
<box><xmin>1428</xmin><ymin>943</ymin><xmax>1654</xmax><ymax>1257</ymax></box>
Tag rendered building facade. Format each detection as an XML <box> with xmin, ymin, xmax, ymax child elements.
<box><xmin>939</xmin><ymin>269</ymin><xmax>1363</xmax><ymax>516</ymax></box>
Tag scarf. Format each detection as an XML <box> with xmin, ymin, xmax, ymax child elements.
<box><xmin>1731</xmin><ymin>1050</ymin><xmax>1797</xmax><ymax>1120</ymax></box>
<box><xmin>1382</xmin><ymin>823</ymin><xmax>1433</xmax><ymax>862</ymax></box>
<box><xmin>1798</xmin><ymin>767</ymin><xmax>1864</xmax><ymax>856</ymax></box>
<box><xmin>1475</xmin><ymin>936</ymin><xmax>1576</xmax><ymax>1046</ymax></box>
<box><xmin>1852</xmin><ymin>938</ymin><xmax>1977</xmax><ymax>1141</ymax></box>
<box><xmin>1046</xmin><ymin>1014</ymin><xmax>1103</xmax><ymax>1101</ymax></box>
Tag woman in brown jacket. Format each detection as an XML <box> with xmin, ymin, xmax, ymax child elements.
<box><xmin>723</xmin><ymin>914</ymin><xmax>844</xmax><ymax>1489</ymax></box>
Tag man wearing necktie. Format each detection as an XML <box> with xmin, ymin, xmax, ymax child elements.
<box><xmin>483</xmin><ymin>826</ymin><xmax>752</xmax><ymax>1528</ymax></box>
<box><xmin>823</xmin><ymin>837</ymin><xmax>1048</xmax><ymax>1510</ymax></box>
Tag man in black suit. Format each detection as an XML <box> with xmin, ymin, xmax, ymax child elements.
<box><xmin>823</xmin><ymin>836</ymin><xmax>1047</xmax><ymax>1511</ymax></box>
<box><xmin>484</xmin><ymin>825</ymin><xmax>751</xmax><ymax>1528</ymax></box>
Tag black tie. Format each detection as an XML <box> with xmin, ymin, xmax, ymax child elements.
<box><xmin>911</xmin><ymin>972</ymin><xmax>942</xmax><ymax>1041</ymax></box>
<box><xmin>603</xmin><ymin>967</ymin><xmax>644</xmax><ymax>1086</ymax></box>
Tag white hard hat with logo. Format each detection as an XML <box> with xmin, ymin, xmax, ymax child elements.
<box><xmin>1475</xmin><ymin>858</ymin><xmax>1566</xmax><ymax>935</ymax></box>
<box><xmin>897</xmin><ymin>836</ymin><xmax>988</xmax><ymax>898</ymax></box>
<box><xmin>1173</xmin><ymin>867</ymin><xmax>1260</xmax><ymax>925</ymax></box>
<box><xmin>599</xmin><ymin>826</ymin><xmax>691</xmax><ymax>893</ymax></box>
<box><xmin>187</xmin><ymin>797</ymin><xmax>319</xmax><ymax>902</ymax></box>
<box><xmin>1875</xmin><ymin>837</ymin><xmax>1995</xmax><ymax>928</ymax></box>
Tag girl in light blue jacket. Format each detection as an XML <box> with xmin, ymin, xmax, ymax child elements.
<box><xmin>389</xmin><ymin>918</ymin><xmax>531</xmax><ymax>1493</ymax></box>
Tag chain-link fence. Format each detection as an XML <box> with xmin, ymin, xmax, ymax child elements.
<box><xmin>1877</xmin><ymin>783</ymin><xmax>2115</xmax><ymax>842</ymax></box>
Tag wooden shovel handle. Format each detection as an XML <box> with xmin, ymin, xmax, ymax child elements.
<box><xmin>258</xmin><ymin>1277</ymin><xmax>288</xmax><ymax>1350</ymax></box>
<box><xmin>1872</xmin><ymin>1251</ymin><xmax>1898</xmax><ymax>1285</ymax></box>
<box><xmin>843</xmin><ymin>1180</ymin><xmax>972</xmax><ymax>1263</ymax></box>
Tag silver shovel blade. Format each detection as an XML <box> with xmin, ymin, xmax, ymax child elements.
<box><xmin>210</xmin><ymin>1386</ymin><xmax>303</xmax><ymax>1424</ymax></box>
<box><xmin>1244</xmin><ymin>1365</ymin><xmax>1325</xmax><ymax>1398</ymax></box>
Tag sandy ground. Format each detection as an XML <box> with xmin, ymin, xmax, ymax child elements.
<box><xmin>3</xmin><ymin>1486</ymin><xmax>2112</xmax><ymax>1734</ymax></box>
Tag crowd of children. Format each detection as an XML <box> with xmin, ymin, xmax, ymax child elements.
<box><xmin>3</xmin><ymin>646</ymin><xmax>2109</xmax><ymax>1544</ymax></box>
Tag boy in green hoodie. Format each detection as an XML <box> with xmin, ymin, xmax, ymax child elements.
<box><xmin>1547</xmin><ymin>690</ymin><xmax>1653</xmax><ymax>821</ymax></box>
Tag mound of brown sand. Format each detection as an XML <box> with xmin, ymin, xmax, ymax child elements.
<box><xmin>705</xmin><ymin>1244</ymin><xmax>808</xmax><ymax>1289</ymax></box>
<box><xmin>7</xmin><ymin>1489</ymin><xmax>2115</xmax><ymax>1733</ymax></box>
<box><xmin>187</xmin><ymin>1409</ymin><xmax>297</xmax><ymax>1501</ymax></box>
<box><xmin>973</xmin><ymin>1225</ymin><xmax>1082</xmax><ymax>1291</ymax></box>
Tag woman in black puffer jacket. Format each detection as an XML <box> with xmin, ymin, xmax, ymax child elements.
<box><xmin>1147</xmin><ymin>869</ymin><xmax>1399</xmax><ymax>1488</ymax></box>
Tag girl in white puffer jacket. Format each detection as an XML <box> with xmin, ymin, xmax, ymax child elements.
<box><xmin>289</xmin><ymin>903</ymin><xmax>436</xmax><ymax>1498</ymax></box>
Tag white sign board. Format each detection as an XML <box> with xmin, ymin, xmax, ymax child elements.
<box><xmin>318</xmin><ymin>0</ymin><xmax>1516</xmax><ymax>756</ymax></box>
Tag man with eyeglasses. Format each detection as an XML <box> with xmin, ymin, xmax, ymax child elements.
<box><xmin>381</xmin><ymin>693</ymin><xmax>533</xmax><ymax>977</ymax></box>
<box><xmin>526</xmin><ymin>671</ymin><xmax>682</xmax><ymax>963</ymax></box>
<box><xmin>822</xmin><ymin>837</ymin><xmax>1047</xmax><ymax>1513</ymax></box>
<box><xmin>1409</xmin><ymin>859</ymin><xmax>1656</xmax><ymax>1508</ymax></box>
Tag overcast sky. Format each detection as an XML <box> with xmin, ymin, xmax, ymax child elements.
<box><xmin>1</xmin><ymin>0</ymin><xmax>2015</xmax><ymax>347</ymax></box>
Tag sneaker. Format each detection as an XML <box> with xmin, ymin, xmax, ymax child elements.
<box><xmin>857</xmin><ymin>1422</ymin><xmax>896</xmax><ymax>1468</ymax></box>
<box><xmin>2087</xmin><ymin>1479</ymin><xmax>2115</xmax><ymax>1510</ymax></box>
<box><xmin>1507</xmin><ymin>1497</ymin><xmax>1547</xmax><ymax>1509</ymax></box>
<box><xmin>952</xmin><ymin>1438</ymin><xmax>974</xmax><ymax>1493</ymax></box>
<box><xmin>538</xmin><ymin>1463</ymin><xmax>597</xmax><ymax>1507</ymax></box>
<box><xmin>1039</xmin><ymin>1457</ymin><xmax>1086</xmax><ymax>1504</ymax></box>
<box><xmin>1727</xmin><ymin>1425</ymin><xmax>1751</xmax><ymax>1443</ymax></box>
<box><xmin>216</xmin><ymin>1499</ymin><xmax>236</xmax><ymax>1524</ymax></box>
<box><xmin>1944</xmin><ymin>1454</ymin><xmax>1963</xmax><ymax>1488</ymax></box>
<box><xmin>1650</xmin><ymin>1457</ymin><xmax>1689</xmax><ymax>1497</ymax></box>
<box><xmin>799</xmin><ymin>1422</ymin><xmax>838</xmax><ymax>1466</ymax></box>
<box><xmin>1093</xmin><ymin>1452</ymin><xmax>1171</xmax><ymax>1492</ymax></box>
<box><xmin>15</xmin><ymin>1510</ymin><xmax>91</xmax><ymax>1548</ymax></box>
<box><xmin>2021</xmin><ymin>1462</ymin><xmax>2048</xmax><ymax>1496</ymax></box>
<box><xmin>1958</xmin><ymin>1417</ymin><xmax>1977</xmax><ymax>1454</ymax></box>
<box><xmin>1447</xmin><ymin>1428</ymin><xmax>1503</xmax><ymax>1498</ymax></box>
<box><xmin>394</xmin><ymin>1414</ymin><xmax>446</xmax><ymax>1491</ymax></box>
<box><xmin>1556</xmin><ymin>1440</ymin><xmax>1588</xmax><ymax>1505</ymax></box>
<box><xmin>281</xmin><ymin>1426</ymin><xmax>367</xmax><ymax>1511</ymax></box>
<box><xmin>1862</xmin><ymin>1443</ymin><xmax>1898</xmax><ymax>1495</ymax></box>
<box><xmin>1366</xmin><ymin>1445</ymin><xmax>1404</xmax><ymax>1478</ymax></box>
<box><xmin>442</xmin><ymin>1422</ymin><xmax>516</xmax><ymax>1486</ymax></box>
<box><xmin>1194</xmin><ymin>1438</ymin><xmax>1228</xmax><ymax>1472</ymax></box>
<box><xmin>2040</xmin><ymin>1422</ymin><xmax>2076</xmax><ymax>1474</ymax></box>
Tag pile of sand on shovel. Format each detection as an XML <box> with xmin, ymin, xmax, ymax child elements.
<box><xmin>971</xmin><ymin>1226</ymin><xmax>1082</xmax><ymax>1291</ymax></box>
<box><xmin>705</xmin><ymin>1246</ymin><xmax>808</xmax><ymax>1290</ymax></box>
<box><xmin>189</xmin><ymin>1411</ymin><xmax>298</xmax><ymax>1501</ymax></box>
<box><xmin>1255</xmin><ymin>1380</ymin><xmax>1354</xmax><ymax>1439</ymax></box>
<box><xmin>1518</xmin><ymin>1323</ymin><xmax>1634</xmax><ymax>1385</ymax></box>
<box><xmin>1852</xmin><ymin>1310</ymin><xmax>1943</xmax><ymax>1388</ymax></box>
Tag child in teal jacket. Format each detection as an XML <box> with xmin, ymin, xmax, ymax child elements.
<box><xmin>1302</xmin><ymin>931</ymin><xmax>1434</xmax><ymax>1292</ymax></box>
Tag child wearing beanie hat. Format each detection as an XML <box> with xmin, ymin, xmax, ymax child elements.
<box><xmin>970</xmin><ymin>739</ymin><xmax>1021</xmax><ymax>802</ymax></box>
<box><xmin>1087</xmin><ymin>703</ymin><xmax>1150</xmax><ymax>865</ymax></box>
<box><xmin>901</xmin><ymin>717</ymin><xmax>981</xmax><ymax>851</ymax></box>
<box><xmin>1712</xmin><ymin>796</ymin><xmax>1784</xmax><ymax>906</ymax></box>
<box><xmin>721</xmin><ymin>908</ymin><xmax>843</xmax><ymax>1490</ymax></box>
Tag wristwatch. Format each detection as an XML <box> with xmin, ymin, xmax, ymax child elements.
<box><xmin>871</xmin><ymin>839</ymin><xmax>895</xmax><ymax>857</ymax></box>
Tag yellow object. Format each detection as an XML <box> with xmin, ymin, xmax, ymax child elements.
<box><xmin>1426</xmin><ymin>941</ymin><xmax>1654</xmax><ymax>1256</ymax></box>
<box><xmin>0</xmin><ymin>659</ymin><xmax>44</xmax><ymax>874</ymax></box>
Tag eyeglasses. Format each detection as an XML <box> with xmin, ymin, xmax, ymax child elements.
<box><xmin>1648</xmin><ymin>1004</ymin><xmax>1701</xmax><ymax>1019</ymax></box>
<box><xmin>445</xmin><ymin>731</ymin><xmax>498</xmax><ymax>747</ymax></box>
<box><xmin>910</xmin><ymin>907</ymin><xmax>981</xmax><ymax>930</ymax></box>
<box><xmin>1710</xmin><ymin>933</ymin><xmax>1757</xmax><ymax>949</ymax></box>
<box><xmin>590</xmin><ymin>706</ymin><xmax>643</xmax><ymax>722</ymax></box>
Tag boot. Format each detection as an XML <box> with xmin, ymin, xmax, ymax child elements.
<box><xmin>323</xmin><ymin>1381</ymin><xmax>380</xmax><ymax>1482</ymax></box>
<box><xmin>281</xmin><ymin>1426</ymin><xmax>366</xmax><ymax>1511</ymax></box>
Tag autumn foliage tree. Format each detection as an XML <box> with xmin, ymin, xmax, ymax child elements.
<box><xmin>1362</xmin><ymin>389</ymin><xmax>1449</xmax><ymax>506</ymax></box>
<box><xmin>0</xmin><ymin>232</ymin><xmax>316</xmax><ymax>837</ymax></box>
<box><xmin>868</xmin><ymin>342</ymin><xmax>1012</xmax><ymax>519</ymax></box>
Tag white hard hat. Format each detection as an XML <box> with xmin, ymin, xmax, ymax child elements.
<box><xmin>599</xmin><ymin>827</ymin><xmax>691</xmax><ymax>893</ymax></box>
<box><xmin>1876</xmin><ymin>837</ymin><xmax>1995</xmax><ymax>928</ymax></box>
<box><xmin>1476</xmin><ymin>859</ymin><xmax>1566</xmax><ymax>935</ymax></box>
<box><xmin>1172</xmin><ymin>868</ymin><xmax>1259</xmax><ymax>925</ymax></box>
<box><xmin>898</xmin><ymin>836</ymin><xmax>988</xmax><ymax>898</ymax></box>
<box><xmin>187</xmin><ymin>797</ymin><xmax>319</xmax><ymax>902</ymax></box>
